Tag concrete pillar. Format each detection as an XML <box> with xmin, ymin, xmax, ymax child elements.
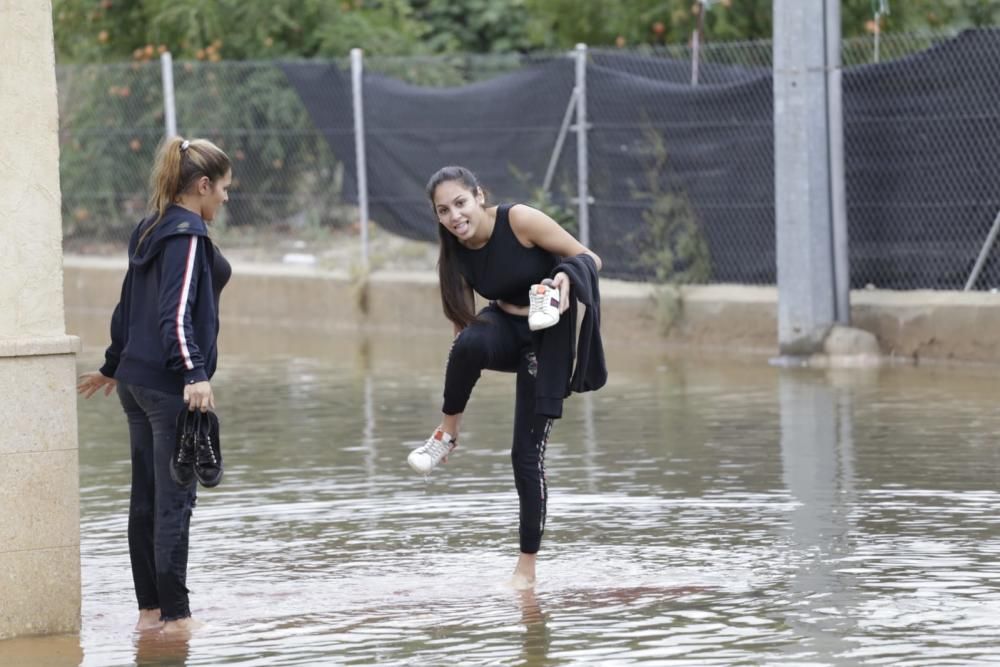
<box><xmin>0</xmin><ymin>0</ymin><xmax>82</xmax><ymax>639</ymax></box>
<box><xmin>773</xmin><ymin>0</ymin><xmax>843</xmax><ymax>355</ymax></box>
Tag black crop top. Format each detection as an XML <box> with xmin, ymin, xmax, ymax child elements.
<box><xmin>454</xmin><ymin>204</ymin><xmax>559</xmax><ymax>307</ymax></box>
<box><xmin>210</xmin><ymin>243</ymin><xmax>231</xmax><ymax>304</ymax></box>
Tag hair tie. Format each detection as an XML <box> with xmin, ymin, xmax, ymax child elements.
<box><xmin>180</xmin><ymin>140</ymin><xmax>190</xmax><ymax>152</ymax></box>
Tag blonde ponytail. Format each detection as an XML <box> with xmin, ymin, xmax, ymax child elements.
<box><xmin>136</xmin><ymin>136</ymin><xmax>231</xmax><ymax>253</ymax></box>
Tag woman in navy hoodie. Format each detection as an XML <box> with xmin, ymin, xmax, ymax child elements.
<box><xmin>78</xmin><ymin>136</ymin><xmax>232</xmax><ymax>634</ymax></box>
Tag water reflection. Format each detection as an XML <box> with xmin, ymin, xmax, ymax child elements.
<box><xmin>133</xmin><ymin>631</ymin><xmax>191</xmax><ymax>667</ymax></box>
<box><xmin>778</xmin><ymin>370</ymin><xmax>860</xmax><ymax>659</ymax></box>
<box><xmin>579</xmin><ymin>392</ymin><xmax>599</xmax><ymax>494</ymax></box>
<box><xmin>517</xmin><ymin>589</ymin><xmax>551</xmax><ymax>666</ymax></box>
<box><xmin>5</xmin><ymin>320</ymin><xmax>1000</xmax><ymax>665</ymax></box>
<box><xmin>0</xmin><ymin>633</ymin><xmax>82</xmax><ymax>667</ymax></box>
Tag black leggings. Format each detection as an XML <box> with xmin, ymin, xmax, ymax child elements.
<box><xmin>443</xmin><ymin>304</ymin><xmax>553</xmax><ymax>554</ymax></box>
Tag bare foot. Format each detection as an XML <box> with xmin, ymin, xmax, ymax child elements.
<box><xmin>508</xmin><ymin>572</ymin><xmax>536</xmax><ymax>590</ymax></box>
<box><xmin>160</xmin><ymin>617</ymin><xmax>202</xmax><ymax>636</ymax></box>
<box><xmin>507</xmin><ymin>552</ymin><xmax>537</xmax><ymax>590</ymax></box>
<box><xmin>135</xmin><ymin>609</ymin><xmax>163</xmax><ymax>632</ymax></box>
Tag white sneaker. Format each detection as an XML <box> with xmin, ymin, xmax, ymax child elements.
<box><xmin>528</xmin><ymin>279</ymin><xmax>560</xmax><ymax>331</ymax></box>
<box><xmin>407</xmin><ymin>428</ymin><xmax>457</xmax><ymax>474</ymax></box>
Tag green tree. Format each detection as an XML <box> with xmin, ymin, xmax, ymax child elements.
<box><xmin>851</xmin><ymin>0</ymin><xmax>1000</xmax><ymax>33</ymax></box>
<box><xmin>54</xmin><ymin>0</ymin><xmax>998</xmax><ymax>63</ymax></box>
<box><xmin>521</xmin><ymin>0</ymin><xmax>670</xmax><ymax>49</ymax></box>
<box><xmin>519</xmin><ymin>0</ymin><xmax>997</xmax><ymax>51</ymax></box>
<box><xmin>411</xmin><ymin>0</ymin><xmax>539</xmax><ymax>53</ymax></box>
<box><xmin>517</xmin><ymin>0</ymin><xmax>775</xmax><ymax>49</ymax></box>
<box><xmin>57</xmin><ymin>62</ymin><xmax>164</xmax><ymax>243</ymax></box>
<box><xmin>53</xmin><ymin>0</ymin><xmax>433</xmax><ymax>63</ymax></box>
<box><xmin>629</xmin><ymin>126</ymin><xmax>711</xmax><ymax>286</ymax></box>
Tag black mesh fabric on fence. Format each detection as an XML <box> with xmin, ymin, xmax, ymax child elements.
<box><xmin>585</xmin><ymin>53</ymin><xmax>774</xmax><ymax>283</ymax></box>
<box><xmin>280</xmin><ymin>56</ymin><xmax>576</xmax><ymax>245</ymax></box>
<box><xmin>282</xmin><ymin>29</ymin><xmax>1000</xmax><ymax>288</ymax></box>
<box><xmin>844</xmin><ymin>30</ymin><xmax>1000</xmax><ymax>289</ymax></box>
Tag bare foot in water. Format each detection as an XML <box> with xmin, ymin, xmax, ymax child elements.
<box><xmin>508</xmin><ymin>552</ymin><xmax>537</xmax><ymax>590</ymax></box>
<box><xmin>135</xmin><ymin>609</ymin><xmax>164</xmax><ymax>632</ymax></box>
<box><xmin>160</xmin><ymin>617</ymin><xmax>202</xmax><ymax>635</ymax></box>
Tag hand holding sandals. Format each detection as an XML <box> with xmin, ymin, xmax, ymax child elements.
<box><xmin>183</xmin><ymin>380</ymin><xmax>214</xmax><ymax>412</ymax></box>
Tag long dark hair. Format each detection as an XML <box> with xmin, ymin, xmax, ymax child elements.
<box><xmin>137</xmin><ymin>136</ymin><xmax>231</xmax><ymax>253</ymax></box>
<box><xmin>426</xmin><ymin>165</ymin><xmax>486</xmax><ymax>329</ymax></box>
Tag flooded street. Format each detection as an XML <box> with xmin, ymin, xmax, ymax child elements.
<box><xmin>4</xmin><ymin>323</ymin><xmax>1000</xmax><ymax>665</ymax></box>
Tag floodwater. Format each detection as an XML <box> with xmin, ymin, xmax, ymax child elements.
<box><xmin>4</xmin><ymin>324</ymin><xmax>1000</xmax><ymax>666</ymax></box>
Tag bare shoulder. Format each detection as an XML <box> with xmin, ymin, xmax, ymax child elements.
<box><xmin>508</xmin><ymin>202</ymin><xmax>594</xmax><ymax>261</ymax></box>
<box><xmin>508</xmin><ymin>203</ymin><xmax>557</xmax><ymax>247</ymax></box>
<box><xmin>508</xmin><ymin>203</ymin><xmax>551</xmax><ymax>227</ymax></box>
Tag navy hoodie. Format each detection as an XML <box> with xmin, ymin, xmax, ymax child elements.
<box><xmin>100</xmin><ymin>205</ymin><xmax>230</xmax><ymax>395</ymax></box>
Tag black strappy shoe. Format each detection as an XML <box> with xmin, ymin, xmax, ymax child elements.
<box><xmin>171</xmin><ymin>409</ymin><xmax>198</xmax><ymax>487</ymax></box>
<box><xmin>193</xmin><ymin>411</ymin><xmax>223</xmax><ymax>488</ymax></box>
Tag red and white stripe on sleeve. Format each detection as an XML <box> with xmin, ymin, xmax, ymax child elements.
<box><xmin>175</xmin><ymin>236</ymin><xmax>199</xmax><ymax>370</ymax></box>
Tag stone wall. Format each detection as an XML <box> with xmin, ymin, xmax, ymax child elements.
<box><xmin>0</xmin><ymin>0</ymin><xmax>81</xmax><ymax>639</ymax></box>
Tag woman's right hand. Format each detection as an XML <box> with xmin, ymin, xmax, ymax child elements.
<box><xmin>184</xmin><ymin>381</ymin><xmax>215</xmax><ymax>412</ymax></box>
<box><xmin>77</xmin><ymin>371</ymin><xmax>117</xmax><ymax>398</ymax></box>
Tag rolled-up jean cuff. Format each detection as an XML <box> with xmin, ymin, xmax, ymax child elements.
<box><xmin>161</xmin><ymin>611</ymin><xmax>192</xmax><ymax>622</ymax></box>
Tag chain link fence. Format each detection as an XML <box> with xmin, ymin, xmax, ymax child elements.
<box><xmin>58</xmin><ymin>29</ymin><xmax>1000</xmax><ymax>288</ymax></box>
<box><xmin>58</xmin><ymin>59</ymin><xmax>356</xmax><ymax>266</ymax></box>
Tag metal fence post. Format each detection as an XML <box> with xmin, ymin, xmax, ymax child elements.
<box><xmin>160</xmin><ymin>52</ymin><xmax>177</xmax><ymax>138</ymax></box>
<box><xmin>574</xmin><ymin>43</ymin><xmax>590</xmax><ymax>248</ymax></box>
<box><xmin>541</xmin><ymin>87</ymin><xmax>578</xmax><ymax>196</ymax></box>
<box><xmin>963</xmin><ymin>209</ymin><xmax>1000</xmax><ymax>290</ymax></box>
<box><xmin>691</xmin><ymin>29</ymin><xmax>701</xmax><ymax>85</ymax></box>
<box><xmin>873</xmin><ymin>1</ymin><xmax>889</xmax><ymax>63</ymax></box>
<box><xmin>351</xmin><ymin>48</ymin><xmax>369</xmax><ymax>271</ymax></box>
<box><xmin>827</xmin><ymin>0</ymin><xmax>850</xmax><ymax>323</ymax></box>
<box><xmin>691</xmin><ymin>0</ymin><xmax>706</xmax><ymax>85</ymax></box>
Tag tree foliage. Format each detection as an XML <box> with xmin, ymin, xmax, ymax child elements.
<box><xmin>52</xmin><ymin>0</ymin><xmax>998</xmax><ymax>243</ymax></box>
<box><xmin>411</xmin><ymin>0</ymin><xmax>537</xmax><ymax>53</ymax></box>
<box><xmin>54</xmin><ymin>0</ymin><xmax>999</xmax><ymax>64</ymax></box>
<box><xmin>53</xmin><ymin>0</ymin><xmax>432</xmax><ymax>63</ymax></box>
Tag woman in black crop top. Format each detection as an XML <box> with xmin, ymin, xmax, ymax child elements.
<box><xmin>406</xmin><ymin>165</ymin><xmax>602</xmax><ymax>590</ymax></box>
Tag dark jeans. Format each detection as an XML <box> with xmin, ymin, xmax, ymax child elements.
<box><xmin>443</xmin><ymin>304</ymin><xmax>554</xmax><ymax>554</ymax></box>
<box><xmin>117</xmin><ymin>382</ymin><xmax>196</xmax><ymax>621</ymax></box>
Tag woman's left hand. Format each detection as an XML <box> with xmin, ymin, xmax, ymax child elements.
<box><xmin>551</xmin><ymin>271</ymin><xmax>571</xmax><ymax>314</ymax></box>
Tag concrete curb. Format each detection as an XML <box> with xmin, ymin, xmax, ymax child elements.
<box><xmin>63</xmin><ymin>255</ymin><xmax>1000</xmax><ymax>365</ymax></box>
